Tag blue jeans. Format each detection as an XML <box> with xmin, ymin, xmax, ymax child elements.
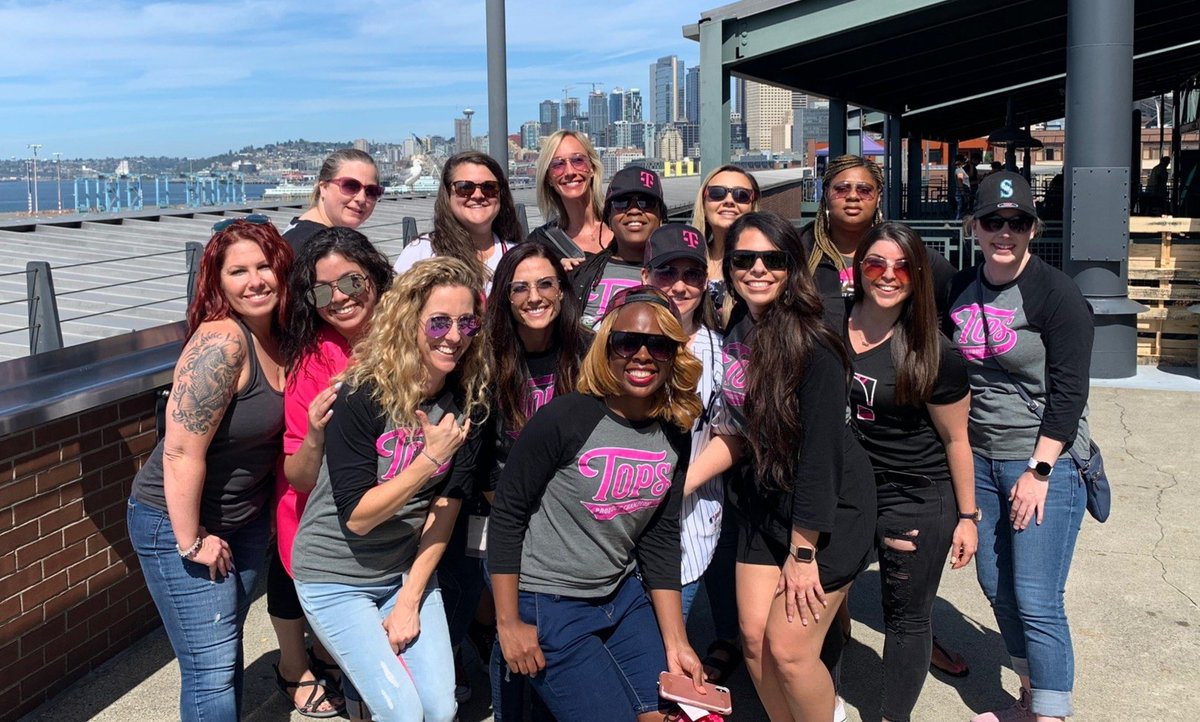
<box><xmin>483</xmin><ymin>567</ymin><xmax>554</xmax><ymax>722</ymax></box>
<box><xmin>523</xmin><ymin>575</ymin><xmax>667</xmax><ymax>721</ymax></box>
<box><xmin>974</xmin><ymin>455</ymin><xmax>1085</xmax><ymax>718</ymax></box>
<box><xmin>296</xmin><ymin>575</ymin><xmax>456</xmax><ymax>722</ymax></box>
<box><xmin>127</xmin><ymin>498</ymin><xmax>270</xmax><ymax>722</ymax></box>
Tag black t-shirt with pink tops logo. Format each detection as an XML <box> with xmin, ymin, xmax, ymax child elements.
<box><xmin>486</xmin><ymin>347</ymin><xmax>561</xmax><ymax>492</ymax></box>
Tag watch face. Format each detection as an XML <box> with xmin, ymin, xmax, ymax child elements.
<box><xmin>1035</xmin><ymin>461</ymin><xmax>1053</xmax><ymax>476</ymax></box>
<box><xmin>791</xmin><ymin>545</ymin><xmax>815</xmax><ymax>562</ymax></box>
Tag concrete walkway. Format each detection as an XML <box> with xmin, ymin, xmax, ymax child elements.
<box><xmin>21</xmin><ymin>372</ymin><xmax>1200</xmax><ymax>721</ymax></box>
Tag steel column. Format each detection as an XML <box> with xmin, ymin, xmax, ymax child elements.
<box><xmin>699</xmin><ymin>17</ymin><xmax>731</xmax><ymax>175</ymax></box>
<box><xmin>486</xmin><ymin>0</ymin><xmax>509</xmax><ymax>169</ymax></box>
<box><xmin>907</xmin><ymin>133</ymin><xmax>923</xmax><ymax>219</ymax></box>
<box><xmin>828</xmin><ymin>99</ymin><xmax>847</xmax><ymax>158</ymax></box>
<box><xmin>885</xmin><ymin>115</ymin><xmax>903</xmax><ymax>220</ymax></box>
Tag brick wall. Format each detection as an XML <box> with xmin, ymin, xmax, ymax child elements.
<box><xmin>758</xmin><ymin>183</ymin><xmax>807</xmax><ymax>220</ymax></box>
<box><xmin>0</xmin><ymin>390</ymin><xmax>164</xmax><ymax>719</ymax></box>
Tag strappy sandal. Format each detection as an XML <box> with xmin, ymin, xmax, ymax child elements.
<box><xmin>700</xmin><ymin>639</ymin><xmax>743</xmax><ymax>685</ymax></box>
<box><xmin>307</xmin><ymin>647</ymin><xmax>344</xmax><ymax>698</ymax></box>
<box><xmin>273</xmin><ymin>664</ymin><xmax>343</xmax><ymax>719</ymax></box>
<box><xmin>930</xmin><ymin>635</ymin><xmax>970</xmax><ymax>678</ymax></box>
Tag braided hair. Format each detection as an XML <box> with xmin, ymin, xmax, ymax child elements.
<box><xmin>808</xmin><ymin>154</ymin><xmax>885</xmax><ymax>276</ymax></box>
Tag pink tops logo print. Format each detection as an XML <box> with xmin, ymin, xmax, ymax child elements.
<box><xmin>951</xmin><ymin>303</ymin><xmax>1018</xmax><ymax>360</ymax></box>
<box><xmin>588</xmin><ymin>277</ymin><xmax>641</xmax><ymax>317</ymax></box>
<box><xmin>721</xmin><ymin>342</ymin><xmax>751</xmax><ymax>407</ymax></box>
<box><xmin>578</xmin><ymin>447</ymin><xmax>673</xmax><ymax>521</ymax></box>
<box><xmin>376</xmin><ymin>427</ymin><xmax>449</xmax><ymax>481</ymax></box>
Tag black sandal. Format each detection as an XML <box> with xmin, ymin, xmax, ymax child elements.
<box><xmin>307</xmin><ymin>647</ymin><xmax>344</xmax><ymax>698</ymax></box>
<box><xmin>273</xmin><ymin>664</ymin><xmax>343</xmax><ymax>719</ymax></box>
<box><xmin>700</xmin><ymin>639</ymin><xmax>743</xmax><ymax>685</ymax></box>
<box><xmin>930</xmin><ymin>635</ymin><xmax>970</xmax><ymax>678</ymax></box>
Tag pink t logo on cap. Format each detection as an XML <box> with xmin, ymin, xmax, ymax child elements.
<box><xmin>639</xmin><ymin>171</ymin><xmax>655</xmax><ymax>188</ymax></box>
<box><xmin>682</xmin><ymin>230</ymin><xmax>700</xmax><ymax>248</ymax></box>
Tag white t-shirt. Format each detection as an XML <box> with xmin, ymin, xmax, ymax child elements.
<box><xmin>680</xmin><ymin>325</ymin><xmax>726</xmax><ymax>585</ymax></box>
<box><xmin>392</xmin><ymin>233</ymin><xmax>510</xmax><ymax>293</ymax></box>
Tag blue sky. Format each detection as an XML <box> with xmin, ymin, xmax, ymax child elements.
<box><xmin>2</xmin><ymin>0</ymin><xmax>717</xmax><ymax>159</ymax></box>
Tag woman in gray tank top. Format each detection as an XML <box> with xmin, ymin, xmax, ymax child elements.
<box><xmin>127</xmin><ymin>216</ymin><xmax>292</xmax><ymax>721</ymax></box>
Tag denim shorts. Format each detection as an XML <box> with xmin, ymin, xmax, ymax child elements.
<box><xmin>521</xmin><ymin>575</ymin><xmax>667</xmax><ymax>721</ymax></box>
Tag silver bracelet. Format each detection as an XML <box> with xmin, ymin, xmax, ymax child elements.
<box><xmin>176</xmin><ymin>536</ymin><xmax>202</xmax><ymax>560</ymax></box>
<box><xmin>422</xmin><ymin>450</ymin><xmax>446</xmax><ymax>468</ymax></box>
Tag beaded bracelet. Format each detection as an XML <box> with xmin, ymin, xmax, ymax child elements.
<box><xmin>176</xmin><ymin>536</ymin><xmax>202</xmax><ymax>560</ymax></box>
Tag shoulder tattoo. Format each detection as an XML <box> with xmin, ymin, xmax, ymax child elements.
<box><xmin>170</xmin><ymin>331</ymin><xmax>246</xmax><ymax>435</ymax></box>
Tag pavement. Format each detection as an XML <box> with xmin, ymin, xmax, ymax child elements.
<box><xmin>21</xmin><ymin>367</ymin><xmax>1200</xmax><ymax>721</ymax></box>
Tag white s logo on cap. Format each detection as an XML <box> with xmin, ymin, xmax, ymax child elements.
<box><xmin>1000</xmin><ymin>179</ymin><xmax>1014</xmax><ymax>198</ymax></box>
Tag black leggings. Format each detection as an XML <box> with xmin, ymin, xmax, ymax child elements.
<box><xmin>875</xmin><ymin>475</ymin><xmax>956</xmax><ymax>722</ymax></box>
<box><xmin>266</xmin><ymin>545</ymin><xmax>305</xmax><ymax>620</ymax></box>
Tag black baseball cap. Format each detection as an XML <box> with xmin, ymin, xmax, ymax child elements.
<box><xmin>603</xmin><ymin>166</ymin><xmax>665</xmax><ymax>219</ymax></box>
<box><xmin>974</xmin><ymin>171</ymin><xmax>1037</xmax><ymax>218</ymax></box>
<box><xmin>644</xmin><ymin>223</ymin><xmax>707</xmax><ymax>269</ymax></box>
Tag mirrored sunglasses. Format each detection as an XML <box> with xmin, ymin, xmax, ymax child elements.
<box><xmin>425</xmin><ymin>314</ymin><xmax>482</xmax><ymax>338</ymax></box>
<box><xmin>548</xmin><ymin>153</ymin><xmax>591</xmax><ymax>176</ymax></box>
<box><xmin>307</xmin><ymin>273</ymin><xmax>368</xmax><ymax>308</ymax></box>
<box><xmin>509</xmin><ymin>276</ymin><xmax>561</xmax><ymax>300</ymax></box>
<box><xmin>860</xmin><ymin>256</ymin><xmax>911</xmax><ymax>284</ymax></box>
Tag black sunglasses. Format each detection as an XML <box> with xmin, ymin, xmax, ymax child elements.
<box><xmin>978</xmin><ymin>214</ymin><xmax>1034</xmax><ymax>233</ymax></box>
<box><xmin>451</xmin><ymin>180</ymin><xmax>502</xmax><ymax>199</ymax></box>
<box><xmin>705</xmin><ymin>185</ymin><xmax>754</xmax><ymax>204</ymax></box>
<box><xmin>729</xmin><ymin>249</ymin><xmax>790</xmax><ymax>271</ymax></box>
<box><xmin>650</xmin><ymin>265</ymin><xmax>707</xmax><ymax>288</ymax></box>
<box><xmin>307</xmin><ymin>273</ymin><xmax>368</xmax><ymax>308</ymax></box>
<box><xmin>611</xmin><ymin>195</ymin><xmax>660</xmax><ymax>213</ymax></box>
<box><xmin>212</xmin><ymin>213</ymin><xmax>270</xmax><ymax>233</ymax></box>
<box><xmin>608</xmin><ymin>331</ymin><xmax>679</xmax><ymax>362</ymax></box>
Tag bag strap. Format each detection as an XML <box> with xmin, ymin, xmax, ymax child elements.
<box><xmin>974</xmin><ymin>269</ymin><xmax>1089</xmax><ymax>470</ymax></box>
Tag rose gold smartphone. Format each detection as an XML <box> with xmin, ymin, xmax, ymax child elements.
<box><xmin>658</xmin><ymin>671</ymin><xmax>733</xmax><ymax>715</ymax></box>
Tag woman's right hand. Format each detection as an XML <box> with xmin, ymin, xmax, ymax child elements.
<box><xmin>497</xmin><ymin>619</ymin><xmax>545</xmax><ymax>676</ymax></box>
<box><xmin>188</xmin><ymin>529</ymin><xmax>232</xmax><ymax>581</ymax></box>
<box><xmin>775</xmin><ymin>555</ymin><xmax>827</xmax><ymax>626</ymax></box>
<box><xmin>416</xmin><ymin>410</ymin><xmax>471</xmax><ymax>465</ymax></box>
<box><xmin>560</xmin><ymin>257</ymin><xmax>586</xmax><ymax>273</ymax></box>
<box><xmin>305</xmin><ymin>382</ymin><xmax>341</xmax><ymax>440</ymax></box>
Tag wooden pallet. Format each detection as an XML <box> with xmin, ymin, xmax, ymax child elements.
<box><xmin>1128</xmin><ymin>217</ymin><xmax>1200</xmax><ymax>366</ymax></box>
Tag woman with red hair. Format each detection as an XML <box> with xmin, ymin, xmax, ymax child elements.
<box><xmin>128</xmin><ymin>215</ymin><xmax>292</xmax><ymax>721</ymax></box>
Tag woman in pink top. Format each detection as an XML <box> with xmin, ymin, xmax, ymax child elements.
<box><xmin>271</xmin><ymin>227</ymin><xmax>393</xmax><ymax>717</ymax></box>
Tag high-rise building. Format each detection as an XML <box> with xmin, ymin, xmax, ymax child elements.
<box><xmin>562</xmin><ymin>97</ymin><xmax>581</xmax><ymax>132</ymax></box>
<box><xmin>675</xmin><ymin>122</ymin><xmax>700</xmax><ymax>157</ymax></box>
<box><xmin>730</xmin><ymin>111</ymin><xmax>747</xmax><ymax>152</ymax></box>
<box><xmin>539</xmin><ymin>100</ymin><xmax>560</xmax><ymax>136</ymax></box>
<box><xmin>632</xmin><ymin>121</ymin><xmax>656</xmax><ymax>158</ymax></box>
<box><xmin>521</xmin><ymin>120</ymin><xmax>541</xmax><ymax>150</ymax></box>
<box><xmin>685</xmin><ymin>67</ymin><xmax>700</xmax><ymax>124</ymax></box>
<box><xmin>626</xmin><ymin>89</ymin><xmax>643</xmax><ymax>124</ymax></box>
<box><xmin>610</xmin><ymin>120</ymin><xmax>632</xmax><ymax>149</ymax></box>
<box><xmin>657</xmin><ymin>125</ymin><xmax>684</xmax><ymax>162</ymax></box>
<box><xmin>588</xmin><ymin>91</ymin><xmax>609</xmax><ymax>146</ymax></box>
<box><xmin>609</xmin><ymin>89</ymin><xmax>626</xmax><ymax>130</ymax></box>
<box><xmin>742</xmin><ymin>81</ymin><xmax>792</xmax><ymax>151</ymax></box>
<box><xmin>353</xmin><ymin>138</ymin><xmax>369</xmax><ymax>152</ymax></box>
<box><xmin>650</xmin><ymin>56</ymin><xmax>685</xmax><ymax>125</ymax></box>
<box><xmin>454</xmin><ymin>109</ymin><xmax>474</xmax><ymax>154</ymax></box>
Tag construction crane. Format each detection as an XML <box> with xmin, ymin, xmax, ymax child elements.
<box><xmin>562</xmin><ymin>85</ymin><xmax>573</xmax><ymax>104</ymax></box>
<box><xmin>582</xmin><ymin>82</ymin><xmax>605</xmax><ymax>94</ymax></box>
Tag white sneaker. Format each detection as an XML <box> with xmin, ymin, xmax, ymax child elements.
<box><xmin>834</xmin><ymin>695</ymin><xmax>847</xmax><ymax>722</ymax></box>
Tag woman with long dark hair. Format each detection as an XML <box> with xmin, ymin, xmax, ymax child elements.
<box><xmin>489</xmin><ymin>286</ymin><xmax>706</xmax><ymax>722</ymax></box>
<box><xmin>267</xmin><ymin>227</ymin><xmax>393</xmax><ymax>717</ymax></box>
<box><xmin>128</xmin><ymin>217</ymin><xmax>292</xmax><ymax>720</ymax></box>
<box><xmin>393</xmin><ymin>150</ymin><xmax>523</xmax><ymax>290</ymax></box>
<box><xmin>283</xmin><ymin>148</ymin><xmax>383</xmax><ymax>252</ymax></box>
<box><xmin>844</xmin><ymin>222</ymin><xmax>976</xmax><ymax>722</ymax></box>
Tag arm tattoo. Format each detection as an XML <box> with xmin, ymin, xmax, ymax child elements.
<box><xmin>170</xmin><ymin>331</ymin><xmax>245</xmax><ymax>435</ymax></box>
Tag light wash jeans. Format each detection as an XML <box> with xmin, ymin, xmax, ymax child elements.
<box><xmin>973</xmin><ymin>455</ymin><xmax>1085</xmax><ymax>718</ymax></box>
<box><xmin>297</xmin><ymin>574</ymin><xmax>456</xmax><ymax>722</ymax></box>
<box><xmin>127</xmin><ymin>498</ymin><xmax>270</xmax><ymax>722</ymax></box>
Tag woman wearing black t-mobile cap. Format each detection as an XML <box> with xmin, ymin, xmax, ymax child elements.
<box><xmin>843</xmin><ymin>221</ymin><xmax>977</xmax><ymax>722</ymax></box>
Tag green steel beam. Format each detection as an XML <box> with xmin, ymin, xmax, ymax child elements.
<box><xmin>700</xmin><ymin>16</ymin><xmax>732</xmax><ymax>175</ymax></box>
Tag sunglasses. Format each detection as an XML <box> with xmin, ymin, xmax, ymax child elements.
<box><xmin>729</xmin><ymin>249</ymin><xmax>790</xmax><ymax>271</ymax></box>
<box><xmin>509</xmin><ymin>276</ymin><xmax>561</xmax><ymax>300</ymax></box>
<box><xmin>548</xmin><ymin>153</ymin><xmax>591</xmax><ymax>176</ymax></box>
<box><xmin>705</xmin><ymin>185</ymin><xmax>754</xmax><ymax>204</ymax></box>
<box><xmin>978</xmin><ymin>214</ymin><xmax>1034</xmax><ymax>233</ymax></box>
<box><xmin>608</xmin><ymin>331</ymin><xmax>680</xmax><ymax>362</ymax></box>
<box><xmin>860</xmin><ymin>256</ymin><xmax>911</xmax><ymax>285</ymax></box>
<box><xmin>327</xmin><ymin>176</ymin><xmax>385</xmax><ymax>200</ymax></box>
<box><xmin>650</xmin><ymin>265</ymin><xmax>707</xmax><ymax>288</ymax></box>
<box><xmin>425</xmin><ymin>313</ymin><xmax>482</xmax><ymax>339</ymax></box>
<box><xmin>451</xmin><ymin>180</ymin><xmax>502</xmax><ymax>199</ymax></box>
<box><xmin>212</xmin><ymin>213</ymin><xmax>270</xmax><ymax>233</ymax></box>
<box><xmin>308</xmin><ymin>272</ymin><xmax>369</xmax><ymax>308</ymax></box>
<box><xmin>830</xmin><ymin>182</ymin><xmax>877</xmax><ymax>200</ymax></box>
<box><xmin>611</xmin><ymin>195</ymin><xmax>659</xmax><ymax>213</ymax></box>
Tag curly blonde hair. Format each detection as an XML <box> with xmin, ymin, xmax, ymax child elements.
<box><xmin>577</xmin><ymin>302</ymin><xmax>702</xmax><ymax>431</ymax></box>
<box><xmin>341</xmin><ymin>257</ymin><xmax>491</xmax><ymax>428</ymax></box>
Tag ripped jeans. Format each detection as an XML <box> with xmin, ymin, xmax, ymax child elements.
<box><xmin>874</xmin><ymin>472</ymin><xmax>956</xmax><ymax>722</ymax></box>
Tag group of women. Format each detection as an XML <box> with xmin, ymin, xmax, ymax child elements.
<box><xmin>127</xmin><ymin>134</ymin><xmax>1094</xmax><ymax>722</ymax></box>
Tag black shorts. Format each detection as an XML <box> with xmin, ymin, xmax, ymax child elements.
<box><xmin>735</xmin><ymin>504</ymin><xmax>872</xmax><ymax>594</ymax></box>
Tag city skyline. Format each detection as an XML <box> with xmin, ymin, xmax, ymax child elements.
<box><xmin>3</xmin><ymin>0</ymin><xmax>715</xmax><ymax>159</ymax></box>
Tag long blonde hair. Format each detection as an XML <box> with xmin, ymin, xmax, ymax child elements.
<box><xmin>808</xmin><ymin>154</ymin><xmax>885</xmax><ymax>275</ymax></box>
<box><xmin>577</xmin><ymin>302</ymin><xmax>702</xmax><ymax>432</ymax></box>
<box><xmin>341</xmin><ymin>257</ymin><xmax>491</xmax><ymax>428</ymax></box>
<box><xmin>689</xmin><ymin>164</ymin><xmax>760</xmax><ymax>238</ymax></box>
<box><xmin>535</xmin><ymin>130</ymin><xmax>604</xmax><ymax>226</ymax></box>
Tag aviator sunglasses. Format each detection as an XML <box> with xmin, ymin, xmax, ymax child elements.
<box><xmin>978</xmin><ymin>214</ymin><xmax>1035</xmax><ymax>233</ymax></box>
<box><xmin>729</xmin><ymin>249</ymin><xmax>790</xmax><ymax>271</ymax></box>
<box><xmin>860</xmin><ymin>256</ymin><xmax>911</xmax><ymax>285</ymax></box>
<box><xmin>509</xmin><ymin>276</ymin><xmax>561</xmax><ymax>300</ymax></box>
<box><xmin>608</xmin><ymin>331</ymin><xmax>680</xmax><ymax>362</ymax></box>
<box><xmin>327</xmin><ymin>177</ymin><xmax>386</xmax><ymax>200</ymax></box>
<box><xmin>705</xmin><ymin>185</ymin><xmax>755</xmax><ymax>204</ymax></box>
<box><xmin>307</xmin><ymin>273</ymin><xmax>368</xmax><ymax>309</ymax></box>
<box><xmin>830</xmin><ymin>181</ymin><xmax>877</xmax><ymax>200</ymax></box>
<box><xmin>451</xmin><ymin>180</ymin><xmax>502</xmax><ymax>199</ymax></box>
<box><xmin>548</xmin><ymin>153</ymin><xmax>591</xmax><ymax>176</ymax></box>
<box><xmin>425</xmin><ymin>314</ymin><xmax>482</xmax><ymax>339</ymax></box>
<box><xmin>212</xmin><ymin>213</ymin><xmax>270</xmax><ymax>233</ymax></box>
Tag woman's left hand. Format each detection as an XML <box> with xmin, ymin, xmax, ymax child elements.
<box><xmin>1010</xmin><ymin>470</ymin><xmax>1049</xmax><ymax>530</ymax></box>
<box><xmin>949</xmin><ymin>520</ymin><xmax>978</xmax><ymax>569</ymax></box>
<box><xmin>383</xmin><ymin>593</ymin><xmax>422</xmax><ymax>653</ymax></box>
<box><xmin>665</xmin><ymin>642</ymin><xmax>706</xmax><ymax>690</ymax></box>
<box><xmin>775</xmin><ymin>556</ymin><xmax>826</xmax><ymax>626</ymax></box>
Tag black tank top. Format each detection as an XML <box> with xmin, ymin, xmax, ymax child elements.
<box><xmin>132</xmin><ymin>317</ymin><xmax>284</xmax><ymax>533</ymax></box>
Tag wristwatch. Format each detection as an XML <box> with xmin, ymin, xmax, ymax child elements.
<box><xmin>1027</xmin><ymin>458</ymin><xmax>1053</xmax><ymax>477</ymax></box>
<box><xmin>958</xmin><ymin>508</ymin><xmax>982</xmax><ymax>522</ymax></box>
<box><xmin>788</xmin><ymin>544</ymin><xmax>816</xmax><ymax>563</ymax></box>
